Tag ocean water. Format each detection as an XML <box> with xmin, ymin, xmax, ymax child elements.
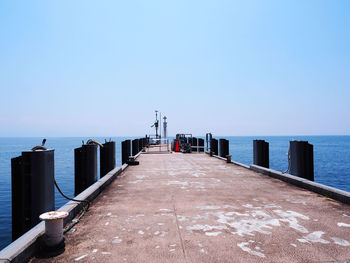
<box><xmin>0</xmin><ymin>136</ymin><xmax>349</xmax><ymax>250</ymax></box>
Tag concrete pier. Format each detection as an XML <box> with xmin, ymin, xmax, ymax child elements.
<box><xmin>30</xmin><ymin>151</ymin><xmax>350</xmax><ymax>263</ymax></box>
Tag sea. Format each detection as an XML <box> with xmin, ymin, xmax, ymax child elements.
<box><xmin>0</xmin><ymin>136</ymin><xmax>349</xmax><ymax>250</ymax></box>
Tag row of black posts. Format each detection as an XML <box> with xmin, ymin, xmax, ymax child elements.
<box><xmin>253</xmin><ymin>139</ymin><xmax>314</xmax><ymax>181</ymax></box>
<box><xmin>121</xmin><ymin>137</ymin><xmax>148</xmax><ymax>164</ymax></box>
<box><xmin>74</xmin><ymin>140</ymin><xmax>116</xmax><ymax>196</ymax></box>
<box><xmin>208</xmin><ymin>137</ymin><xmax>313</xmax><ymax>182</ymax></box>
<box><xmin>11</xmin><ymin>137</ymin><xmax>147</xmax><ymax>241</ymax></box>
<box><xmin>209</xmin><ymin>138</ymin><xmax>229</xmax><ymax>158</ymax></box>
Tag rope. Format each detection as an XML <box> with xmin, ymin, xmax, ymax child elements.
<box><xmin>282</xmin><ymin>147</ymin><xmax>291</xmax><ymax>174</ymax></box>
<box><xmin>54</xmin><ymin>180</ymin><xmax>90</xmax><ymax>233</ymax></box>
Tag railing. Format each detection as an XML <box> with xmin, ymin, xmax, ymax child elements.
<box><xmin>146</xmin><ymin>138</ymin><xmax>170</xmax><ymax>153</ymax></box>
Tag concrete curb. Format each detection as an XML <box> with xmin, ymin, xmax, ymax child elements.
<box><xmin>0</xmin><ymin>149</ymin><xmax>143</xmax><ymax>263</ymax></box>
<box><xmin>206</xmin><ymin>152</ymin><xmax>250</xmax><ymax>169</ymax></box>
<box><xmin>250</xmin><ymin>164</ymin><xmax>350</xmax><ymax>205</ymax></box>
<box><xmin>210</xmin><ymin>153</ymin><xmax>350</xmax><ymax>205</ymax></box>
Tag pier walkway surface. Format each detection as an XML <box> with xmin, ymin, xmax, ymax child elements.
<box><xmin>31</xmin><ymin>152</ymin><xmax>350</xmax><ymax>263</ymax></box>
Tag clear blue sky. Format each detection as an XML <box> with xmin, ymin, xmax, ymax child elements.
<box><xmin>0</xmin><ymin>0</ymin><xmax>349</xmax><ymax>137</ymax></box>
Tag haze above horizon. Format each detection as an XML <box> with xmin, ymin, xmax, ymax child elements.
<box><xmin>1</xmin><ymin>0</ymin><xmax>349</xmax><ymax>137</ymax></box>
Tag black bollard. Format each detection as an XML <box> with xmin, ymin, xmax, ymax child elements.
<box><xmin>219</xmin><ymin>139</ymin><xmax>229</xmax><ymax>158</ymax></box>
<box><xmin>145</xmin><ymin>135</ymin><xmax>149</xmax><ymax>146</ymax></box>
<box><xmin>132</xmin><ymin>139</ymin><xmax>139</xmax><ymax>156</ymax></box>
<box><xmin>206</xmin><ymin>133</ymin><xmax>212</xmax><ymax>152</ymax></box>
<box><xmin>138</xmin><ymin>138</ymin><xmax>143</xmax><ymax>152</ymax></box>
<box><xmin>210</xmin><ymin>138</ymin><xmax>218</xmax><ymax>156</ymax></box>
<box><xmin>289</xmin><ymin>141</ymin><xmax>314</xmax><ymax>181</ymax></box>
<box><xmin>198</xmin><ymin>138</ymin><xmax>204</xmax><ymax>152</ymax></box>
<box><xmin>100</xmin><ymin>141</ymin><xmax>116</xmax><ymax>177</ymax></box>
<box><xmin>11</xmin><ymin>148</ymin><xmax>55</xmax><ymax>241</ymax></box>
<box><xmin>121</xmin><ymin>140</ymin><xmax>127</xmax><ymax>165</ymax></box>
<box><xmin>192</xmin><ymin>137</ymin><xmax>198</xmax><ymax>152</ymax></box>
<box><xmin>75</xmin><ymin>144</ymin><xmax>98</xmax><ymax>196</ymax></box>
<box><xmin>253</xmin><ymin>140</ymin><xmax>269</xmax><ymax>168</ymax></box>
<box><xmin>139</xmin><ymin>138</ymin><xmax>143</xmax><ymax>151</ymax></box>
<box><xmin>126</xmin><ymin>139</ymin><xmax>131</xmax><ymax>158</ymax></box>
<box><xmin>122</xmin><ymin>140</ymin><xmax>131</xmax><ymax>164</ymax></box>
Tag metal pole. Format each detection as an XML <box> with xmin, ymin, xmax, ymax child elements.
<box><xmin>155</xmin><ymin>110</ymin><xmax>158</xmax><ymax>139</ymax></box>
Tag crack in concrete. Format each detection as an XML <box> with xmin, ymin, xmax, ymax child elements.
<box><xmin>172</xmin><ymin>195</ymin><xmax>188</xmax><ymax>263</ymax></box>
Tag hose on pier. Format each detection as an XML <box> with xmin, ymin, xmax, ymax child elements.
<box><xmin>54</xmin><ymin>180</ymin><xmax>90</xmax><ymax>234</ymax></box>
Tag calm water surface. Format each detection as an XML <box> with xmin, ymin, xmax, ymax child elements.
<box><xmin>0</xmin><ymin>136</ymin><xmax>349</xmax><ymax>250</ymax></box>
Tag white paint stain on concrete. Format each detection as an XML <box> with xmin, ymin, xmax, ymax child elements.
<box><xmin>222</xmin><ymin>205</ymin><xmax>238</xmax><ymax>209</ymax></box>
<box><xmin>286</xmin><ymin>199</ymin><xmax>307</xmax><ymax>206</ymax></box>
<box><xmin>263</xmin><ymin>204</ymin><xmax>281</xmax><ymax>209</ymax></box>
<box><xmin>75</xmin><ymin>254</ymin><xmax>88</xmax><ymax>261</ymax></box>
<box><xmin>167</xmin><ymin>181</ymin><xmax>188</xmax><ymax>187</ymax></box>
<box><xmin>160</xmin><ymin>231</ymin><xmax>168</xmax><ymax>237</ymax></box>
<box><xmin>205</xmin><ymin>231</ymin><xmax>222</xmax><ymax>236</ymax></box>
<box><xmin>192</xmin><ymin>172</ymin><xmax>206</xmax><ymax>177</ymax></box>
<box><xmin>128</xmin><ymin>180</ymin><xmax>143</xmax><ymax>184</ymax></box>
<box><xmin>242</xmin><ymin>204</ymin><xmax>262</xmax><ymax>209</ymax></box>
<box><xmin>187</xmin><ymin>224</ymin><xmax>227</xmax><ymax>232</ymax></box>
<box><xmin>177</xmin><ymin>215</ymin><xmax>188</xmax><ymax>222</ymax></box>
<box><xmin>105</xmin><ymin>222</ymin><xmax>109</xmax><ymax>226</ymax></box>
<box><xmin>298</xmin><ymin>231</ymin><xmax>330</xmax><ymax>244</ymax></box>
<box><xmin>196</xmin><ymin>205</ymin><xmax>221</xmax><ymax>210</ymax></box>
<box><xmin>112</xmin><ymin>237</ymin><xmax>122</xmax><ymax>244</ymax></box>
<box><xmin>331</xmin><ymin>237</ymin><xmax>350</xmax><ymax>246</ymax></box>
<box><xmin>337</xmin><ymin>222</ymin><xmax>350</xmax><ymax>227</ymax></box>
<box><xmin>214</xmin><ymin>210</ymin><xmax>280</xmax><ymax>236</ymax></box>
<box><xmin>225</xmin><ymin>211</ymin><xmax>249</xmax><ymax>217</ymax></box>
<box><xmin>237</xmin><ymin>242</ymin><xmax>265</xmax><ymax>258</ymax></box>
<box><xmin>198</xmin><ymin>242</ymin><xmax>208</xmax><ymax>254</ymax></box>
<box><xmin>138</xmin><ymin>230</ymin><xmax>144</xmax><ymax>235</ymax></box>
<box><xmin>273</xmin><ymin>210</ymin><xmax>309</xmax><ymax>233</ymax></box>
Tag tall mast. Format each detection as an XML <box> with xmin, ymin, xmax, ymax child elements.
<box><xmin>163</xmin><ymin>116</ymin><xmax>167</xmax><ymax>140</ymax></box>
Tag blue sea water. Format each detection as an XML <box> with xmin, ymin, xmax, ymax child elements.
<box><xmin>0</xmin><ymin>136</ymin><xmax>349</xmax><ymax>250</ymax></box>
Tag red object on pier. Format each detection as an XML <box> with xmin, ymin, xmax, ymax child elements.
<box><xmin>175</xmin><ymin>141</ymin><xmax>180</xmax><ymax>152</ymax></box>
